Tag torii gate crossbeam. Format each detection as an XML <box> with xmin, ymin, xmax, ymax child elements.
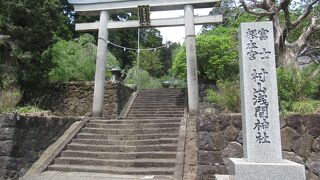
<box><xmin>67</xmin><ymin>0</ymin><xmax>222</xmax><ymax>117</ymax></box>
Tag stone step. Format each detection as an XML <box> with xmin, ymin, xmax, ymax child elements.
<box><xmin>128</xmin><ymin>109</ymin><xmax>184</xmax><ymax>112</ymax></box>
<box><xmin>37</xmin><ymin>171</ymin><xmax>175</xmax><ymax>180</ymax></box>
<box><xmin>47</xmin><ymin>164</ymin><xmax>175</xmax><ymax>175</ymax></box>
<box><xmin>135</xmin><ymin>94</ymin><xmax>185</xmax><ymax>101</ymax></box>
<box><xmin>80</xmin><ymin>127</ymin><xmax>180</xmax><ymax>135</ymax></box>
<box><xmin>76</xmin><ymin>132</ymin><xmax>179</xmax><ymax>140</ymax></box>
<box><xmin>54</xmin><ymin>157</ymin><xmax>176</xmax><ymax>168</ymax></box>
<box><xmin>137</xmin><ymin>94</ymin><xmax>184</xmax><ymax>96</ymax></box>
<box><xmin>129</xmin><ymin>107</ymin><xmax>184</xmax><ymax>111</ymax></box>
<box><xmin>133</xmin><ymin>102</ymin><xmax>184</xmax><ymax>105</ymax></box>
<box><xmin>72</xmin><ymin>138</ymin><xmax>178</xmax><ymax>146</ymax></box>
<box><xmin>134</xmin><ymin>98</ymin><xmax>184</xmax><ymax>102</ymax></box>
<box><xmin>139</xmin><ymin>90</ymin><xmax>183</xmax><ymax>93</ymax></box>
<box><xmin>125</xmin><ymin>117</ymin><xmax>183</xmax><ymax>119</ymax></box>
<box><xmin>126</xmin><ymin>114</ymin><xmax>183</xmax><ymax>118</ymax></box>
<box><xmin>139</xmin><ymin>91</ymin><xmax>184</xmax><ymax>94</ymax></box>
<box><xmin>66</xmin><ymin>143</ymin><xmax>177</xmax><ymax>152</ymax></box>
<box><xmin>61</xmin><ymin>150</ymin><xmax>177</xmax><ymax>160</ymax></box>
<box><xmin>132</xmin><ymin>103</ymin><xmax>184</xmax><ymax>106</ymax></box>
<box><xmin>89</xmin><ymin>119</ymin><xmax>181</xmax><ymax>124</ymax></box>
<box><xmin>130</xmin><ymin>105</ymin><xmax>184</xmax><ymax>109</ymax></box>
<box><xmin>85</xmin><ymin>122</ymin><xmax>181</xmax><ymax>129</ymax></box>
<box><xmin>140</xmin><ymin>88</ymin><xmax>183</xmax><ymax>91</ymax></box>
<box><xmin>135</xmin><ymin>97</ymin><xmax>184</xmax><ymax>100</ymax></box>
<box><xmin>127</xmin><ymin>111</ymin><xmax>184</xmax><ymax>115</ymax></box>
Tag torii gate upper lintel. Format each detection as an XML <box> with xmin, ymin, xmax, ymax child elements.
<box><xmin>67</xmin><ymin>0</ymin><xmax>222</xmax><ymax>117</ymax></box>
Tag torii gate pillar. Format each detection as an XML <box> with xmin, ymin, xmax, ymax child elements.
<box><xmin>92</xmin><ymin>10</ymin><xmax>109</xmax><ymax>117</ymax></box>
<box><xmin>185</xmin><ymin>5</ymin><xmax>199</xmax><ymax>115</ymax></box>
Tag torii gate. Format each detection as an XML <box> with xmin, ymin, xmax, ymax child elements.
<box><xmin>67</xmin><ymin>0</ymin><xmax>222</xmax><ymax>117</ymax></box>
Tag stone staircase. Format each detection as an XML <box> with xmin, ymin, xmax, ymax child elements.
<box><xmin>38</xmin><ymin>88</ymin><xmax>186</xmax><ymax>179</ymax></box>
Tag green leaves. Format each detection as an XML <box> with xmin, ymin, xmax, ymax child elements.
<box><xmin>171</xmin><ymin>27</ymin><xmax>239</xmax><ymax>82</ymax></box>
<box><xmin>277</xmin><ymin>65</ymin><xmax>320</xmax><ymax>112</ymax></box>
<box><xmin>48</xmin><ymin>34</ymin><xmax>120</xmax><ymax>82</ymax></box>
<box><xmin>137</xmin><ymin>50</ymin><xmax>163</xmax><ymax>77</ymax></box>
<box><xmin>206</xmin><ymin>79</ymin><xmax>241</xmax><ymax>113</ymax></box>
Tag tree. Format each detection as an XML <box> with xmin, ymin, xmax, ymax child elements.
<box><xmin>106</xmin><ymin>13</ymin><xmax>163</xmax><ymax>69</ymax></box>
<box><xmin>159</xmin><ymin>41</ymin><xmax>181</xmax><ymax>74</ymax></box>
<box><xmin>240</xmin><ymin>0</ymin><xmax>320</xmax><ymax>67</ymax></box>
<box><xmin>137</xmin><ymin>50</ymin><xmax>163</xmax><ymax>77</ymax></box>
<box><xmin>172</xmin><ymin>27</ymin><xmax>239</xmax><ymax>82</ymax></box>
<box><xmin>0</xmin><ymin>0</ymin><xmax>73</xmax><ymax>87</ymax></box>
<box><xmin>48</xmin><ymin>34</ymin><xmax>120</xmax><ymax>82</ymax></box>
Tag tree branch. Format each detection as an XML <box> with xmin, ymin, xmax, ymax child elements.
<box><xmin>281</xmin><ymin>0</ymin><xmax>293</xmax><ymax>31</ymax></box>
<box><xmin>292</xmin><ymin>0</ymin><xmax>319</xmax><ymax>28</ymax></box>
<box><xmin>240</xmin><ymin>0</ymin><xmax>275</xmax><ymax>17</ymax></box>
<box><xmin>296</xmin><ymin>16</ymin><xmax>320</xmax><ymax>49</ymax></box>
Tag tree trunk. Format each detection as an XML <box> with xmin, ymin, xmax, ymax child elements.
<box><xmin>278</xmin><ymin>46</ymin><xmax>300</xmax><ymax>68</ymax></box>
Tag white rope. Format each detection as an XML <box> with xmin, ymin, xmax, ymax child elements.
<box><xmin>98</xmin><ymin>37</ymin><xmax>185</xmax><ymax>51</ymax></box>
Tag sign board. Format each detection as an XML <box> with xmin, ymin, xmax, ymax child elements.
<box><xmin>138</xmin><ymin>5</ymin><xmax>151</xmax><ymax>26</ymax></box>
<box><xmin>239</xmin><ymin>21</ymin><xmax>282</xmax><ymax>163</ymax></box>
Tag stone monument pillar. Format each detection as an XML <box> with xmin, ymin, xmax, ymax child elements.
<box><xmin>184</xmin><ymin>5</ymin><xmax>199</xmax><ymax>115</ymax></box>
<box><xmin>92</xmin><ymin>11</ymin><xmax>109</xmax><ymax>117</ymax></box>
<box><xmin>216</xmin><ymin>21</ymin><xmax>305</xmax><ymax>180</ymax></box>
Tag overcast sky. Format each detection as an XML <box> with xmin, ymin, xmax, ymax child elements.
<box><xmin>150</xmin><ymin>8</ymin><xmax>213</xmax><ymax>43</ymax></box>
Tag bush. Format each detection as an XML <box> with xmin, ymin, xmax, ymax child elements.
<box><xmin>171</xmin><ymin>46</ymin><xmax>187</xmax><ymax>80</ymax></box>
<box><xmin>205</xmin><ymin>65</ymin><xmax>319</xmax><ymax>114</ymax></box>
<box><xmin>124</xmin><ymin>66</ymin><xmax>162</xmax><ymax>89</ymax></box>
<box><xmin>171</xmin><ymin>27</ymin><xmax>239</xmax><ymax>82</ymax></box>
<box><xmin>16</xmin><ymin>105</ymin><xmax>46</xmax><ymax>114</ymax></box>
<box><xmin>277</xmin><ymin>65</ymin><xmax>319</xmax><ymax>111</ymax></box>
<box><xmin>159</xmin><ymin>72</ymin><xmax>187</xmax><ymax>88</ymax></box>
<box><xmin>0</xmin><ymin>87</ymin><xmax>22</xmax><ymax>113</ymax></box>
<box><xmin>206</xmin><ymin>79</ymin><xmax>241</xmax><ymax>113</ymax></box>
<box><xmin>136</xmin><ymin>50</ymin><xmax>163</xmax><ymax>77</ymax></box>
<box><xmin>47</xmin><ymin>34</ymin><xmax>120</xmax><ymax>82</ymax></box>
<box><xmin>292</xmin><ymin>101</ymin><xmax>317</xmax><ymax>115</ymax></box>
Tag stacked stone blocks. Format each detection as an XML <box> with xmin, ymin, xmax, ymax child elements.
<box><xmin>196</xmin><ymin>113</ymin><xmax>320</xmax><ymax>180</ymax></box>
<box><xmin>0</xmin><ymin>114</ymin><xmax>81</xmax><ymax>179</ymax></box>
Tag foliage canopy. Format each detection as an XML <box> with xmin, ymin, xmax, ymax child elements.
<box><xmin>172</xmin><ymin>27</ymin><xmax>238</xmax><ymax>82</ymax></box>
<box><xmin>48</xmin><ymin>34</ymin><xmax>120</xmax><ymax>82</ymax></box>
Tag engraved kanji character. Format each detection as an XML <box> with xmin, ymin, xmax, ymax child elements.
<box><xmin>253</xmin><ymin>92</ymin><xmax>268</xmax><ymax>106</ymax></box>
<box><xmin>256</xmin><ymin>132</ymin><xmax>271</xmax><ymax>144</ymax></box>
<box><xmin>254</xmin><ymin>105</ymin><xmax>269</xmax><ymax>119</ymax></box>
<box><xmin>253</xmin><ymin>119</ymin><xmax>270</xmax><ymax>131</ymax></box>
<box><xmin>246</xmin><ymin>28</ymin><xmax>258</xmax><ymax>39</ymax></box>
<box><xmin>246</xmin><ymin>40</ymin><xmax>259</xmax><ymax>60</ymax></box>
<box><xmin>253</xmin><ymin>82</ymin><xmax>267</xmax><ymax>94</ymax></box>
<box><xmin>259</xmin><ymin>48</ymin><xmax>271</xmax><ymax>60</ymax></box>
<box><xmin>251</xmin><ymin>68</ymin><xmax>269</xmax><ymax>82</ymax></box>
<box><xmin>258</xmin><ymin>28</ymin><xmax>269</xmax><ymax>41</ymax></box>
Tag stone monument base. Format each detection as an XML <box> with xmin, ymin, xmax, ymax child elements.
<box><xmin>216</xmin><ymin>158</ymin><xmax>305</xmax><ymax>180</ymax></box>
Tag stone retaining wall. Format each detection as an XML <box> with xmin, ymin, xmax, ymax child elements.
<box><xmin>196</xmin><ymin>113</ymin><xmax>320</xmax><ymax>180</ymax></box>
<box><xmin>23</xmin><ymin>81</ymin><xmax>134</xmax><ymax>118</ymax></box>
<box><xmin>0</xmin><ymin>114</ymin><xmax>81</xmax><ymax>179</ymax></box>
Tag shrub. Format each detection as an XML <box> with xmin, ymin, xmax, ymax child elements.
<box><xmin>171</xmin><ymin>46</ymin><xmax>187</xmax><ymax>80</ymax></box>
<box><xmin>292</xmin><ymin>101</ymin><xmax>316</xmax><ymax>115</ymax></box>
<box><xmin>137</xmin><ymin>50</ymin><xmax>163</xmax><ymax>77</ymax></box>
<box><xmin>160</xmin><ymin>72</ymin><xmax>187</xmax><ymax>88</ymax></box>
<box><xmin>16</xmin><ymin>105</ymin><xmax>46</xmax><ymax>114</ymax></box>
<box><xmin>171</xmin><ymin>27</ymin><xmax>239</xmax><ymax>82</ymax></box>
<box><xmin>48</xmin><ymin>34</ymin><xmax>120</xmax><ymax>82</ymax></box>
<box><xmin>206</xmin><ymin>79</ymin><xmax>241</xmax><ymax>113</ymax></box>
<box><xmin>277</xmin><ymin>65</ymin><xmax>319</xmax><ymax>111</ymax></box>
<box><xmin>0</xmin><ymin>87</ymin><xmax>22</xmax><ymax>113</ymax></box>
<box><xmin>124</xmin><ymin>66</ymin><xmax>162</xmax><ymax>89</ymax></box>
